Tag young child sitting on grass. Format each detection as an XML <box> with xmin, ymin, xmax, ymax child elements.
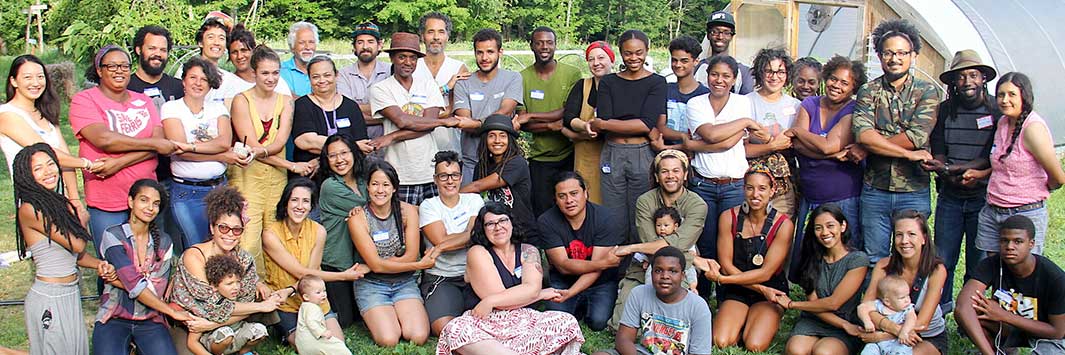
<box><xmin>639</xmin><ymin>206</ymin><xmax>699</xmax><ymax>293</ymax></box>
<box><xmin>294</xmin><ymin>275</ymin><xmax>351</xmax><ymax>355</ymax></box>
<box><xmin>189</xmin><ymin>255</ymin><xmax>268</xmax><ymax>355</ymax></box>
<box><xmin>858</xmin><ymin>274</ymin><xmax>917</xmax><ymax>355</ymax></box>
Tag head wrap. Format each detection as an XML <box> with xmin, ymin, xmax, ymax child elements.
<box><xmin>94</xmin><ymin>44</ymin><xmax>129</xmax><ymax>72</ymax></box>
<box><xmin>653</xmin><ymin>149</ymin><xmax>689</xmax><ymax>171</ymax></box>
<box><xmin>585</xmin><ymin>41</ymin><xmax>615</xmax><ymax>63</ymax></box>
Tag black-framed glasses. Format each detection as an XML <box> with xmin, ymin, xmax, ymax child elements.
<box><xmin>216</xmin><ymin>224</ymin><xmax>245</xmax><ymax>236</ymax></box>
<box><xmin>484</xmin><ymin>217</ymin><xmax>511</xmax><ymax>230</ymax></box>
<box><xmin>709</xmin><ymin>30</ymin><xmax>735</xmax><ymax>37</ymax></box>
<box><xmin>100</xmin><ymin>63</ymin><xmax>132</xmax><ymax>73</ymax></box>
<box><xmin>434</xmin><ymin>173</ymin><xmax>461</xmax><ymax>181</ymax></box>
<box><xmin>880</xmin><ymin>50</ymin><xmax>912</xmax><ymax>59</ymax></box>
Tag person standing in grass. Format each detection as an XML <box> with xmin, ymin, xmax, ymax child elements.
<box><xmin>653</xmin><ymin>35</ymin><xmax>709</xmax><ymax>151</ymax></box>
<box><xmin>561</xmin><ymin>41</ymin><xmax>615</xmax><ymax>203</ymax></box>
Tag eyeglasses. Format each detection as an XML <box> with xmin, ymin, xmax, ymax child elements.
<box><xmin>880</xmin><ymin>50</ymin><xmax>912</xmax><ymax>59</ymax></box>
<box><xmin>765</xmin><ymin>69</ymin><xmax>788</xmax><ymax>78</ymax></box>
<box><xmin>327</xmin><ymin>150</ymin><xmax>352</xmax><ymax>160</ymax></box>
<box><xmin>434</xmin><ymin>173</ymin><xmax>461</xmax><ymax>181</ymax></box>
<box><xmin>216</xmin><ymin>224</ymin><xmax>245</xmax><ymax>236</ymax></box>
<box><xmin>100</xmin><ymin>63</ymin><xmax>132</xmax><ymax>73</ymax></box>
<box><xmin>483</xmin><ymin>217</ymin><xmax>511</xmax><ymax>230</ymax></box>
<box><xmin>709</xmin><ymin>30</ymin><xmax>735</xmax><ymax>37</ymax></box>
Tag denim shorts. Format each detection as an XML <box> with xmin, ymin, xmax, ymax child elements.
<box><xmin>354</xmin><ymin>276</ymin><xmax>422</xmax><ymax>312</ymax></box>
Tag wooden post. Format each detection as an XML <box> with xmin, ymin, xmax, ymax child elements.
<box><xmin>22</xmin><ymin>1</ymin><xmax>48</xmax><ymax>54</ymax></box>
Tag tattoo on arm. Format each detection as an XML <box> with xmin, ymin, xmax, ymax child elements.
<box><xmin>521</xmin><ymin>244</ymin><xmax>543</xmax><ymax>274</ymax></box>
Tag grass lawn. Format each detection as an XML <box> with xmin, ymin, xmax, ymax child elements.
<box><xmin>0</xmin><ymin>52</ymin><xmax>1062</xmax><ymax>354</ymax></box>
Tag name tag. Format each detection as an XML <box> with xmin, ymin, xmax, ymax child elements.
<box><xmin>530</xmin><ymin>90</ymin><xmax>545</xmax><ymax>100</ymax></box>
<box><xmin>411</xmin><ymin>94</ymin><xmax>428</xmax><ymax>105</ymax></box>
<box><xmin>783</xmin><ymin>106</ymin><xmax>796</xmax><ymax>116</ymax></box>
<box><xmin>977</xmin><ymin>115</ymin><xmax>994</xmax><ymax>129</ymax></box>
<box><xmin>470</xmin><ymin>92</ymin><xmax>485</xmax><ymax>101</ymax></box>
<box><xmin>372</xmin><ymin>230</ymin><xmax>389</xmax><ymax>242</ymax></box>
<box><xmin>514</xmin><ymin>266</ymin><xmax>523</xmax><ymax>279</ymax></box>
<box><xmin>144</xmin><ymin>87</ymin><xmax>161</xmax><ymax>97</ymax></box>
<box><xmin>336</xmin><ymin>117</ymin><xmax>351</xmax><ymax>128</ymax></box>
<box><xmin>492</xmin><ymin>92</ymin><xmax>505</xmax><ymax>99</ymax></box>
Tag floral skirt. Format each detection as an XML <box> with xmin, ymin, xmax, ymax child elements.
<box><xmin>436</xmin><ymin>308</ymin><xmax>585</xmax><ymax>355</ymax></box>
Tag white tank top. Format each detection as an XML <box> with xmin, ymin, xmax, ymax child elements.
<box><xmin>414</xmin><ymin>57</ymin><xmax>464</xmax><ymax>154</ymax></box>
<box><xmin>0</xmin><ymin>103</ymin><xmax>64</xmax><ymax>176</ymax></box>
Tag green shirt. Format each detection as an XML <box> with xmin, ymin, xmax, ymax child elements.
<box><xmin>318</xmin><ymin>175</ymin><xmax>368</xmax><ymax>269</ymax></box>
<box><xmin>520</xmin><ymin>63</ymin><xmax>582</xmax><ymax>161</ymax></box>
<box><xmin>625</xmin><ymin>188</ymin><xmax>708</xmax><ymax>279</ymax></box>
<box><xmin>852</xmin><ymin>75</ymin><xmax>940</xmax><ymax>192</ymax></box>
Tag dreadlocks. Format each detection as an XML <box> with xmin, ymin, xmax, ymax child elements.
<box><xmin>13</xmin><ymin>143</ymin><xmax>90</xmax><ymax>258</ymax></box>
<box><xmin>473</xmin><ymin>132</ymin><xmax>524</xmax><ymax>181</ymax></box>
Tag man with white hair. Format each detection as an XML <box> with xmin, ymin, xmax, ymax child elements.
<box><xmin>280</xmin><ymin>21</ymin><xmax>318</xmax><ymax>97</ymax></box>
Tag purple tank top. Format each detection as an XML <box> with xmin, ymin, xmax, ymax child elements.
<box><xmin>797</xmin><ymin>96</ymin><xmax>863</xmax><ymax>203</ymax></box>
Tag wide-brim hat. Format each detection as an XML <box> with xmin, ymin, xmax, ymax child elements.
<box><xmin>479</xmin><ymin>114</ymin><xmax>517</xmax><ymax>136</ymax></box>
<box><xmin>383</xmin><ymin>32</ymin><xmax>425</xmax><ymax>57</ymax></box>
<box><xmin>939</xmin><ymin>49</ymin><xmax>996</xmax><ymax>84</ymax></box>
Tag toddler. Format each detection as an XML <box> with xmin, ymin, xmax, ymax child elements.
<box><xmin>638</xmin><ymin>207</ymin><xmax>698</xmax><ymax>293</ymax></box>
<box><xmin>189</xmin><ymin>255</ymin><xmax>268</xmax><ymax>355</ymax></box>
<box><xmin>294</xmin><ymin>275</ymin><xmax>351</xmax><ymax>355</ymax></box>
<box><xmin>858</xmin><ymin>275</ymin><xmax>917</xmax><ymax>355</ymax></box>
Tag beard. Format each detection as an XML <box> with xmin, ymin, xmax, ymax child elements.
<box><xmin>478</xmin><ymin>60</ymin><xmax>499</xmax><ymax>73</ymax></box>
<box><xmin>358</xmin><ymin>50</ymin><xmax>377</xmax><ymax>64</ymax></box>
<box><xmin>139</xmin><ymin>56</ymin><xmax>166</xmax><ymax>76</ymax></box>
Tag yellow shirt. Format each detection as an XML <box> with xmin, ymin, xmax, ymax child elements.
<box><xmin>263</xmin><ymin>219</ymin><xmax>331</xmax><ymax>314</ymax></box>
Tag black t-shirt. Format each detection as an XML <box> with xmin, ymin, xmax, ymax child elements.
<box><xmin>292</xmin><ymin>95</ymin><xmax>368</xmax><ymax>163</ymax></box>
<box><xmin>972</xmin><ymin>254</ymin><xmax>1065</xmax><ymax>345</ymax></box>
<box><xmin>128</xmin><ymin>73</ymin><xmax>184</xmax><ymax>181</ymax></box>
<box><xmin>596</xmin><ymin>73</ymin><xmax>667</xmax><ymax>132</ymax></box>
<box><xmin>561</xmin><ymin>79</ymin><xmax>597</xmax><ymax>131</ymax></box>
<box><xmin>538</xmin><ymin>202</ymin><xmax>624</xmax><ymax>287</ymax></box>
<box><xmin>479</xmin><ymin>156</ymin><xmax>540</xmax><ymax>246</ymax></box>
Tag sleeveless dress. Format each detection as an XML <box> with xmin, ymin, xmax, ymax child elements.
<box><xmin>436</xmin><ymin>243</ymin><xmax>585</xmax><ymax>355</ymax></box>
<box><xmin>228</xmin><ymin>91</ymin><xmax>287</xmax><ymax>276</ymax></box>
<box><xmin>571</xmin><ymin>78</ymin><xmax>604</xmax><ymax>203</ymax></box>
<box><xmin>719</xmin><ymin>205</ymin><xmax>790</xmax><ymax>304</ymax></box>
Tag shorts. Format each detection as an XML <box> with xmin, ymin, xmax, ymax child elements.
<box><xmin>276</xmin><ymin>310</ymin><xmax>338</xmax><ymax>336</ymax></box>
<box><xmin>921</xmin><ymin>331</ymin><xmax>948</xmax><ymax>354</ymax></box>
<box><xmin>397</xmin><ymin>183</ymin><xmax>438</xmax><ymax>205</ymax></box>
<box><xmin>354</xmin><ymin>276</ymin><xmax>422</xmax><ymax>312</ymax></box>
<box><xmin>199</xmin><ymin>322</ymin><xmax>267</xmax><ymax>354</ymax></box>
<box><xmin>719</xmin><ymin>282</ymin><xmax>786</xmax><ymax>306</ymax></box>
<box><xmin>420</xmin><ymin>274</ymin><xmax>471</xmax><ymax>322</ymax></box>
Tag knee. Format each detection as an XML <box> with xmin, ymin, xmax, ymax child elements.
<box><xmin>785</xmin><ymin>341</ymin><xmax>810</xmax><ymax>355</ymax></box>
<box><xmin>406</xmin><ymin>327</ymin><xmax>429</xmax><ymax>345</ymax></box>
<box><xmin>811</xmin><ymin>346</ymin><xmax>839</xmax><ymax>355</ymax></box>
<box><xmin>713</xmin><ymin>332</ymin><xmax>737</xmax><ymax>348</ymax></box>
<box><xmin>371</xmin><ymin>329</ymin><xmax>401</xmax><ymax>347</ymax></box>
<box><xmin>744</xmin><ymin>337</ymin><xmax>772</xmax><ymax>353</ymax></box>
<box><xmin>586</xmin><ymin>317</ymin><xmax>609</xmax><ymax>332</ymax></box>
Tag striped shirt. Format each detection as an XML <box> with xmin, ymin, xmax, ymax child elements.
<box><xmin>930</xmin><ymin>96</ymin><xmax>997</xmax><ymax>198</ymax></box>
<box><xmin>95</xmin><ymin>223</ymin><xmax>173</xmax><ymax>325</ymax></box>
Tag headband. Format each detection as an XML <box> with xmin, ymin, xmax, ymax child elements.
<box><xmin>94</xmin><ymin>45</ymin><xmax>129</xmax><ymax>72</ymax></box>
<box><xmin>586</xmin><ymin>41</ymin><xmax>615</xmax><ymax>63</ymax></box>
<box><xmin>654</xmin><ymin>149</ymin><xmax>689</xmax><ymax>171</ymax></box>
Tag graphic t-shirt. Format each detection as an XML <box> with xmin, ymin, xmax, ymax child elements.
<box><xmin>418</xmin><ymin>193</ymin><xmax>484</xmax><ymax>277</ymax></box>
<box><xmin>972</xmin><ymin>254</ymin><xmax>1065</xmax><ymax>346</ymax></box>
<box><xmin>128</xmin><ymin>73</ymin><xmax>183</xmax><ymax>181</ymax></box>
<box><xmin>160</xmin><ymin>99</ymin><xmax>229</xmax><ymax>179</ymax></box>
<box><xmin>70</xmin><ymin>88</ymin><xmax>162</xmax><ymax>211</ymax></box>
<box><xmin>665</xmin><ymin>83</ymin><xmax>710</xmax><ymax>145</ymax></box>
<box><xmin>620</xmin><ymin>284</ymin><xmax>713</xmax><ymax>355</ymax></box>
<box><xmin>538</xmin><ymin>202</ymin><xmax>624</xmax><ymax>287</ymax></box>
<box><xmin>370</xmin><ymin>76</ymin><xmax>447</xmax><ymax>185</ymax></box>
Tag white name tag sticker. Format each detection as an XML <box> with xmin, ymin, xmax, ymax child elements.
<box><xmin>530</xmin><ymin>90</ymin><xmax>545</xmax><ymax>100</ymax></box>
<box><xmin>783</xmin><ymin>106</ymin><xmax>796</xmax><ymax>116</ymax></box>
<box><xmin>977</xmin><ymin>115</ymin><xmax>994</xmax><ymax>129</ymax></box>
<box><xmin>492</xmin><ymin>92</ymin><xmax>505</xmax><ymax>99</ymax></box>
<box><xmin>336</xmin><ymin>117</ymin><xmax>351</xmax><ymax>128</ymax></box>
<box><xmin>372</xmin><ymin>230</ymin><xmax>389</xmax><ymax>242</ymax></box>
<box><xmin>411</xmin><ymin>94</ymin><xmax>429</xmax><ymax>105</ymax></box>
<box><xmin>144</xmin><ymin>87</ymin><xmax>161</xmax><ymax>97</ymax></box>
<box><xmin>514</xmin><ymin>266</ymin><xmax>523</xmax><ymax>279</ymax></box>
<box><xmin>470</xmin><ymin>92</ymin><xmax>485</xmax><ymax>101</ymax></box>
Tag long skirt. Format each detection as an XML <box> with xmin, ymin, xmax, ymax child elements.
<box><xmin>436</xmin><ymin>308</ymin><xmax>584</xmax><ymax>355</ymax></box>
<box><xmin>25</xmin><ymin>278</ymin><xmax>88</xmax><ymax>355</ymax></box>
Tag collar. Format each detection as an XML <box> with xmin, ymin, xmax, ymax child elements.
<box><xmin>282</xmin><ymin>57</ymin><xmax>304</xmax><ymax>73</ymax></box>
<box><xmin>879</xmin><ymin>74</ymin><xmax>914</xmax><ymax>94</ymax></box>
<box><xmin>281</xmin><ymin>219</ymin><xmax>310</xmax><ymax>242</ymax></box>
<box><xmin>121</xmin><ymin>223</ymin><xmax>155</xmax><ymax>248</ymax></box>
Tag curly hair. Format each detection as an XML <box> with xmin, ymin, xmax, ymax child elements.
<box><xmin>180</xmin><ymin>57</ymin><xmax>223</xmax><ymax>90</ymax></box>
<box><xmin>820</xmin><ymin>55</ymin><xmax>868</xmax><ymax>96</ymax></box>
<box><xmin>227</xmin><ymin>23</ymin><xmax>256</xmax><ymax>52</ymax></box>
<box><xmin>872</xmin><ymin>19</ymin><xmax>922</xmax><ymax>55</ymax></box>
<box><xmin>668</xmin><ymin>35</ymin><xmax>702</xmax><ymax>59</ymax></box>
<box><xmin>128</xmin><ymin>179</ymin><xmax>169</xmax><ymax>263</ymax></box>
<box><xmin>418</xmin><ymin>12</ymin><xmax>453</xmax><ymax>36</ymax></box>
<box><xmin>205</xmin><ymin>254</ymin><xmax>244</xmax><ymax>286</ymax></box>
<box><xmin>205</xmin><ymin>186</ymin><xmax>245</xmax><ymax>227</ymax></box>
<box><xmin>751</xmin><ymin>47</ymin><xmax>793</xmax><ymax>89</ymax></box>
<box><xmin>13</xmin><ymin>143</ymin><xmax>89</xmax><ymax>258</ymax></box>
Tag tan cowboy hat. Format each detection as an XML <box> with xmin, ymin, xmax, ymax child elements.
<box><xmin>939</xmin><ymin>49</ymin><xmax>996</xmax><ymax>84</ymax></box>
<box><xmin>383</xmin><ymin>32</ymin><xmax>425</xmax><ymax>57</ymax></box>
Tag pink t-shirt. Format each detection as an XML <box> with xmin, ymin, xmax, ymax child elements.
<box><xmin>69</xmin><ymin>87</ymin><xmax>161</xmax><ymax>211</ymax></box>
<box><xmin>987</xmin><ymin>112</ymin><xmax>1050</xmax><ymax>208</ymax></box>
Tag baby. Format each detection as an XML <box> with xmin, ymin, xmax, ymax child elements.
<box><xmin>638</xmin><ymin>207</ymin><xmax>698</xmax><ymax>293</ymax></box>
<box><xmin>858</xmin><ymin>275</ymin><xmax>917</xmax><ymax>355</ymax></box>
<box><xmin>189</xmin><ymin>255</ymin><xmax>268</xmax><ymax>355</ymax></box>
<box><xmin>294</xmin><ymin>275</ymin><xmax>351</xmax><ymax>355</ymax></box>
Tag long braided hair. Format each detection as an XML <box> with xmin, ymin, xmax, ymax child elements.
<box><xmin>996</xmin><ymin>72</ymin><xmax>1035</xmax><ymax>162</ymax></box>
<box><xmin>13</xmin><ymin>143</ymin><xmax>90</xmax><ymax>258</ymax></box>
<box><xmin>474</xmin><ymin>131</ymin><xmax>524</xmax><ymax>182</ymax></box>
<box><xmin>364</xmin><ymin>160</ymin><xmax>405</xmax><ymax>236</ymax></box>
<box><xmin>128</xmin><ymin>179</ymin><xmax>169</xmax><ymax>263</ymax></box>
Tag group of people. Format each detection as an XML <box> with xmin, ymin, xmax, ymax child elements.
<box><xmin>4</xmin><ymin>6</ymin><xmax>1065</xmax><ymax>355</ymax></box>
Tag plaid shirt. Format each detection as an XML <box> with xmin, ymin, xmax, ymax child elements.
<box><xmin>852</xmin><ymin>75</ymin><xmax>940</xmax><ymax>192</ymax></box>
<box><xmin>95</xmin><ymin>224</ymin><xmax>173</xmax><ymax>325</ymax></box>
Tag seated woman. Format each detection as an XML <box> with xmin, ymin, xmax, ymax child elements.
<box><xmin>14</xmin><ymin>143</ymin><xmax>117</xmax><ymax>355</ymax></box>
<box><xmin>93</xmin><ymin>180</ymin><xmax>194</xmax><ymax>354</ymax></box>
<box><xmin>348</xmin><ymin>160</ymin><xmax>438</xmax><ymax>346</ymax></box>
<box><xmin>859</xmin><ymin>210</ymin><xmax>948</xmax><ymax>355</ymax></box>
<box><xmin>169</xmin><ymin>186</ymin><xmax>285</xmax><ymax>354</ymax></box>
<box><xmin>261</xmin><ymin>177</ymin><xmax>369</xmax><ymax>345</ymax></box>
<box><xmin>774</xmin><ymin>204</ymin><xmax>869</xmax><ymax>355</ymax></box>
<box><xmin>698</xmin><ymin>170</ymin><xmax>794</xmax><ymax>352</ymax></box>
<box><xmin>437</xmin><ymin>203</ymin><xmax>584</xmax><ymax>355</ymax></box>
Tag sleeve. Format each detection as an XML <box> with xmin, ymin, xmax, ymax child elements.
<box><xmin>929</xmin><ymin>102</ymin><xmax>947</xmax><ymax>156</ymax></box>
<box><xmin>418</xmin><ymin>199</ymin><xmax>443</xmax><ymax>228</ymax></box>
<box><xmin>970</xmin><ymin>256</ymin><xmax>998</xmax><ymax>286</ymax></box>
<box><xmin>1046</xmin><ymin>262</ymin><xmax>1065</xmax><ymax>315</ymax></box>
<box><xmin>291</xmin><ymin>98</ymin><xmax>317</xmax><ymax>138</ymax></box>
<box><xmin>505</xmin><ymin>74</ymin><xmax>525</xmax><ymax>106</ymax></box>
<box><xmin>275</xmin><ymin>76</ymin><xmax>293</xmax><ymax>96</ymax></box>
<box><xmin>498</xmin><ymin>158</ymin><xmax>529</xmax><ymax>190</ymax></box>
<box><xmin>300</xmin><ymin>303</ymin><xmax>330</xmax><ymax>338</ymax></box>
<box><xmin>452</xmin><ymin>80</ymin><xmax>471</xmax><ymax>112</ymax></box>
<box><xmin>594</xmin><ymin>207</ymin><xmax>625</xmax><ymax>247</ymax></box>
<box><xmin>851</xmin><ymin>84</ymin><xmax>876</xmax><ymax>137</ymax></box>
<box><xmin>318</xmin><ymin>178</ymin><xmax>358</xmax><ymax>218</ymax></box>
<box><xmin>666</xmin><ymin>195</ymin><xmax>707</xmax><ymax>249</ymax></box>
<box><xmin>619</xmin><ymin>285</ymin><xmax>645</xmax><ymax>328</ymax></box>
<box><xmin>634</xmin><ymin>194</ymin><xmax>658</xmax><ymax>243</ymax></box>
<box><xmin>738</xmin><ymin>65</ymin><xmax>755</xmax><ymax>95</ymax></box>
<box><xmin>846</xmin><ymin>251</ymin><xmax>871</xmax><ymax>271</ymax></box>
<box><xmin>369</xmin><ymin>83</ymin><xmax>392</xmax><ymax>119</ymax></box>
<box><xmin>596</xmin><ymin>76</ymin><xmax>614</xmax><ymax>119</ymax></box>
<box><xmin>146</xmin><ymin>96</ymin><xmax>162</xmax><ymax>130</ymax></box>
<box><xmin>159</xmin><ymin>101</ymin><xmax>179</xmax><ymax>121</ymax></box>
<box><xmin>100</xmin><ymin>227</ymin><xmax>151</xmax><ymax>299</ymax></box>
<box><xmin>904</xmin><ymin>85</ymin><xmax>939</xmax><ymax>148</ymax></box>
<box><xmin>639</xmin><ymin>76</ymin><xmax>667</xmax><ymax>129</ymax></box>
<box><xmin>68</xmin><ymin>91</ymin><xmax>100</xmax><ymax>134</ymax></box>
<box><xmin>342</xmin><ymin>99</ymin><xmax>368</xmax><ymax>140</ymax></box>
<box><xmin>562</xmin><ymin>81</ymin><xmax>585</xmax><ymax>131</ymax></box>
<box><xmin>688</xmin><ymin>298</ymin><xmax>715</xmax><ymax>354</ymax></box>
<box><xmin>537</xmin><ymin>213</ymin><xmax>565</xmax><ymax>249</ymax></box>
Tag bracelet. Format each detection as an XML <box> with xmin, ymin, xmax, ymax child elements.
<box><xmin>82</xmin><ymin>158</ymin><xmax>92</xmax><ymax>170</ymax></box>
<box><xmin>191</xmin><ymin>143</ymin><xmax>197</xmax><ymax>153</ymax></box>
<box><xmin>877</xmin><ymin>317</ymin><xmax>887</xmax><ymax>330</ymax></box>
<box><xmin>787</xmin><ymin>300</ymin><xmax>793</xmax><ymax>309</ymax></box>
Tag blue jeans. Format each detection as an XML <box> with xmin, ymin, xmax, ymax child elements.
<box><xmin>88</xmin><ymin>207</ymin><xmax>129</xmax><ymax>295</ymax></box>
<box><xmin>544</xmin><ymin>278</ymin><xmax>619</xmax><ymax>331</ymax></box>
<box><xmin>92</xmin><ymin>319</ymin><xmax>177</xmax><ymax>355</ymax></box>
<box><xmin>860</xmin><ymin>185</ymin><xmax>931</xmax><ymax>264</ymax></box>
<box><xmin>169</xmin><ymin>179</ymin><xmax>222</xmax><ymax>252</ymax></box>
<box><xmin>790</xmin><ymin>196</ymin><xmax>861</xmax><ymax>282</ymax></box>
<box><xmin>157</xmin><ymin>179</ymin><xmax>186</xmax><ymax>254</ymax></box>
<box><xmin>933</xmin><ymin>193</ymin><xmax>985</xmax><ymax>312</ymax></box>
<box><xmin>689</xmin><ymin>179</ymin><xmax>745</xmax><ymax>260</ymax></box>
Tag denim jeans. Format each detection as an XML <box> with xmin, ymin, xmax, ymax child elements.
<box><xmin>169</xmin><ymin>179</ymin><xmax>222</xmax><ymax>252</ymax></box>
<box><xmin>158</xmin><ymin>179</ymin><xmax>186</xmax><ymax>254</ymax></box>
<box><xmin>92</xmin><ymin>319</ymin><xmax>177</xmax><ymax>355</ymax></box>
<box><xmin>544</xmin><ymin>278</ymin><xmax>618</xmax><ymax>331</ymax></box>
<box><xmin>790</xmin><ymin>196</ymin><xmax>861</xmax><ymax>283</ymax></box>
<box><xmin>933</xmin><ymin>193</ymin><xmax>985</xmax><ymax>312</ymax></box>
<box><xmin>88</xmin><ymin>207</ymin><xmax>129</xmax><ymax>295</ymax></box>
<box><xmin>859</xmin><ymin>185</ymin><xmax>931</xmax><ymax>264</ymax></box>
<box><xmin>976</xmin><ymin>203</ymin><xmax>1048</xmax><ymax>254</ymax></box>
<box><xmin>688</xmin><ymin>179</ymin><xmax>745</xmax><ymax>260</ymax></box>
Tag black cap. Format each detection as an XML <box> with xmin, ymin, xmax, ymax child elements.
<box><xmin>479</xmin><ymin>114</ymin><xmax>517</xmax><ymax>136</ymax></box>
<box><xmin>707</xmin><ymin>10</ymin><xmax>736</xmax><ymax>30</ymax></box>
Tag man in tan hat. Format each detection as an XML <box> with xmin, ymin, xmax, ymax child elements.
<box><xmin>920</xmin><ymin>49</ymin><xmax>998</xmax><ymax>313</ymax></box>
<box><xmin>369</xmin><ymin>32</ymin><xmax>464</xmax><ymax>205</ymax></box>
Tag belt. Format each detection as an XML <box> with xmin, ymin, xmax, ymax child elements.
<box><xmin>173</xmin><ymin>175</ymin><xmax>226</xmax><ymax>187</ymax></box>
<box><xmin>693</xmin><ymin>173</ymin><xmax>742</xmax><ymax>185</ymax></box>
<box><xmin>989</xmin><ymin>200</ymin><xmax>1044</xmax><ymax>214</ymax></box>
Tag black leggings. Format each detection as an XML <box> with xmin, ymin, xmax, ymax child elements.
<box><xmin>321</xmin><ymin>265</ymin><xmax>358</xmax><ymax>327</ymax></box>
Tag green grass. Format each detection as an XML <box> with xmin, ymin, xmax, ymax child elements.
<box><xmin>1</xmin><ymin>50</ymin><xmax>1063</xmax><ymax>354</ymax></box>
